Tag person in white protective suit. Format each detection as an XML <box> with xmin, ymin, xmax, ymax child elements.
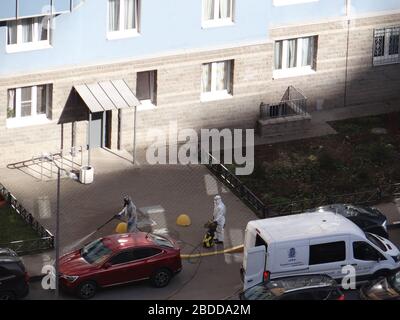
<box><xmin>115</xmin><ymin>196</ymin><xmax>138</xmax><ymax>233</ymax></box>
<box><xmin>212</xmin><ymin>195</ymin><xmax>226</xmax><ymax>243</ymax></box>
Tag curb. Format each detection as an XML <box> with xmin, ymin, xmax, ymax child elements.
<box><xmin>181</xmin><ymin>245</ymin><xmax>244</xmax><ymax>259</ymax></box>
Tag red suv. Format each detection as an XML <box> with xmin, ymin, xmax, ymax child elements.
<box><xmin>59</xmin><ymin>232</ymin><xmax>182</xmax><ymax>299</ymax></box>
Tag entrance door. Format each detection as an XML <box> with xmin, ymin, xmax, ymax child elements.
<box><xmin>89</xmin><ymin>112</ymin><xmax>103</xmax><ymax>149</ymax></box>
<box><xmin>104</xmin><ymin>110</ymin><xmax>112</xmax><ymax>149</ymax></box>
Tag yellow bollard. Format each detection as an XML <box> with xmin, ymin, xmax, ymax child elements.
<box><xmin>115</xmin><ymin>222</ymin><xmax>128</xmax><ymax>233</ymax></box>
<box><xmin>176</xmin><ymin>214</ymin><xmax>191</xmax><ymax>227</ymax></box>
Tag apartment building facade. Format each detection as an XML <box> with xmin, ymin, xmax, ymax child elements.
<box><xmin>0</xmin><ymin>0</ymin><xmax>399</xmax><ymax>167</ymax></box>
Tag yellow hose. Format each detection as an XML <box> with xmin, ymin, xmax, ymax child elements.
<box><xmin>181</xmin><ymin>244</ymin><xmax>244</xmax><ymax>259</ymax></box>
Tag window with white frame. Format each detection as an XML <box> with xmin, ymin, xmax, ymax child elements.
<box><xmin>201</xmin><ymin>60</ymin><xmax>233</xmax><ymax>100</ymax></box>
<box><xmin>7</xmin><ymin>84</ymin><xmax>52</xmax><ymax>127</ymax></box>
<box><xmin>136</xmin><ymin>70</ymin><xmax>157</xmax><ymax>107</ymax></box>
<box><xmin>6</xmin><ymin>17</ymin><xmax>51</xmax><ymax>53</ymax></box>
<box><xmin>108</xmin><ymin>0</ymin><xmax>139</xmax><ymax>38</ymax></box>
<box><xmin>202</xmin><ymin>0</ymin><xmax>234</xmax><ymax>28</ymax></box>
<box><xmin>373</xmin><ymin>26</ymin><xmax>400</xmax><ymax>66</ymax></box>
<box><xmin>274</xmin><ymin>36</ymin><xmax>317</xmax><ymax>78</ymax></box>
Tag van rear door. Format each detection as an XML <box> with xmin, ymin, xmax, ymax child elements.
<box><xmin>243</xmin><ymin>245</ymin><xmax>266</xmax><ymax>290</ymax></box>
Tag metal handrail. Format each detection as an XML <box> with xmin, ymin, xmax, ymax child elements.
<box><xmin>260</xmin><ymin>86</ymin><xmax>308</xmax><ymax>120</ymax></box>
<box><xmin>203</xmin><ymin>151</ymin><xmax>269</xmax><ymax>218</ymax></box>
<box><xmin>7</xmin><ymin>146</ymin><xmax>85</xmax><ymax>181</ymax></box>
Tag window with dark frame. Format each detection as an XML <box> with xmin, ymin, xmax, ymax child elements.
<box><xmin>353</xmin><ymin>241</ymin><xmax>385</xmax><ymax>261</ymax></box>
<box><xmin>110</xmin><ymin>250</ymin><xmax>136</xmax><ymax>265</ymax></box>
<box><xmin>255</xmin><ymin>234</ymin><xmax>268</xmax><ymax>249</ymax></box>
<box><xmin>373</xmin><ymin>26</ymin><xmax>400</xmax><ymax>66</ymax></box>
<box><xmin>136</xmin><ymin>70</ymin><xmax>157</xmax><ymax>105</ymax></box>
<box><xmin>132</xmin><ymin>248</ymin><xmax>162</xmax><ymax>260</ymax></box>
<box><xmin>309</xmin><ymin>241</ymin><xmax>346</xmax><ymax>265</ymax></box>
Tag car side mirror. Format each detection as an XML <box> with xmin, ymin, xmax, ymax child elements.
<box><xmin>103</xmin><ymin>262</ymin><xmax>112</xmax><ymax>269</ymax></box>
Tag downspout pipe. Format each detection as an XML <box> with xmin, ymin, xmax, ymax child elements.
<box><xmin>344</xmin><ymin>0</ymin><xmax>351</xmax><ymax>108</ymax></box>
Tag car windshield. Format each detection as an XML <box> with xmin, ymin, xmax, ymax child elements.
<box><xmin>366</xmin><ymin>233</ymin><xmax>387</xmax><ymax>252</ymax></box>
<box><xmin>148</xmin><ymin>234</ymin><xmax>174</xmax><ymax>248</ymax></box>
<box><xmin>388</xmin><ymin>272</ymin><xmax>400</xmax><ymax>293</ymax></box>
<box><xmin>81</xmin><ymin>239</ymin><xmax>113</xmax><ymax>264</ymax></box>
<box><xmin>243</xmin><ymin>283</ymin><xmax>278</xmax><ymax>300</ymax></box>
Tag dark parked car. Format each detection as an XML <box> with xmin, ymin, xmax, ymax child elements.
<box><xmin>361</xmin><ymin>270</ymin><xmax>400</xmax><ymax>300</ymax></box>
<box><xmin>59</xmin><ymin>232</ymin><xmax>182</xmax><ymax>299</ymax></box>
<box><xmin>310</xmin><ymin>204</ymin><xmax>388</xmax><ymax>238</ymax></box>
<box><xmin>240</xmin><ymin>275</ymin><xmax>344</xmax><ymax>300</ymax></box>
<box><xmin>0</xmin><ymin>248</ymin><xmax>29</xmax><ymax>300</ymax></box>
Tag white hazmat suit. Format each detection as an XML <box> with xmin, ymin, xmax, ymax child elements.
<box><xmin>116</xmin><ymin>196</ymin><xmax>138</xmax><ymax>233</ymax></box>
<box><xmin>213</xmin><ymin>195</ymin><xmax>226</xmax><ymax>243</ymax></box>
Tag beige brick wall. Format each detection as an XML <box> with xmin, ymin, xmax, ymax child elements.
<box><xmin>0</xmin><ymin>13</ymin><xmax>399</xmax><ymax>167</ymax></box>
<box><xmin>269</xmin><ymin>12</ymin><xmax>400</xmax><ymax>110</ymax></box>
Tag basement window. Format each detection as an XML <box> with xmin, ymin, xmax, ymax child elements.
<box><xmin>136</xmin><ymin>70</ymin><xmax>157</xmax><ymax>110</ymax></box>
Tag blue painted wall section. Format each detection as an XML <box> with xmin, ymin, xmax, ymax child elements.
<box><xmin>0</xmin><ymin>0</ymin><xmax>72</xmax><ymax>20</ymax></box>
<box><xmin>0</xmin><ymin>0</ymin><xmax>400</xmax><ymax>76</ymax></box>
<box><xmin>0</xmin><ymin>0</ymin><xmax>269</xmax><ymax>75</ymax></box>
<box><xmin>0</xmin><ymin>0</ymin><xmax>17</xmax><ymax>20</ymax></box>
<box><xmin>270</xmin><ymin>0</ymin><xmax>346</xmax><ymax>27</ymax></box>
<box><xmin>18</xmin><ymin>0</ymin><xmax>51</xmax><ymax>17</ymax></box>
<box><xmin>351</xmin><ymin>0</ymin><xmax>400</xmax><ymax>15</ymax></box>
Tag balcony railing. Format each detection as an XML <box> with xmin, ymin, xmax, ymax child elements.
<box><xmin>260</xmin><ymin>86</ymin><xmax>308</xmax><ymax>120</ymax></box>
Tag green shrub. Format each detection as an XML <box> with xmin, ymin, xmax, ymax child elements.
<box><xmin>251</xmin><ymin>162</ymin><xmax>265</xmax><ymax>180</ymax></box>
<box><xmin>360</xmin><ymin>142</ymin><xmax>394</xmax><ymax>165</ymax></box>
<box><xmin>355</xmin><ymin>169</ymin><xmax>372</xmax><ymax>185</ymax></box>
<box><xmin>318</xmin><ymin>151</ymin><xmax>338</xmax><ymax>171</ymax></box>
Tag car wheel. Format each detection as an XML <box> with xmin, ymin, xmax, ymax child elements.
<box><xmin>76</xmin><ymin>281</ymin><xmax>97</xmax><ymax>299</ymax></box>
<box><xmin>0</xmin><ymin>291</ymin><xmax>16</xmax><ymax>300</ymax></box>
<box><xmin>151</xmin><ymin>268</ymin><xmax>172</xmax><ymax>288</ymax></box>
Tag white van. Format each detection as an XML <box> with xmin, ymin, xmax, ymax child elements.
<box><xmin>242</xmin><ymin>211</ymin><xmax>400</xmax><ymax>290</ymax></box>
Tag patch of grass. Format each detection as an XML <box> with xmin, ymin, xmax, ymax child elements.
<box><xmin>330</xmin><ymin>115</ymin><xmax>386</xmax><ymax>135</ymax></box>
<box><xmin>228</xmin><ymin>113</ymin><xmax>400</xmax><ymax>206</ymax></box>
<box><xmin>0</xmin><ymin>204</ymin><xmax>39</xmax><ymax>244</ymax></box>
